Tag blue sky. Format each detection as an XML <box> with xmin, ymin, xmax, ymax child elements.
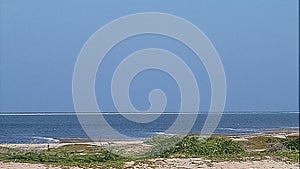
<box><xmin>0</xmin><ymin>0</ymin><xmax>298</xmax><ymax>112</ymax></box>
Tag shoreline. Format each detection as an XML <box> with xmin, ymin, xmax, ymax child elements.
<box><xmin>2</xmin><ymin>127</ymin><xmax>299</xmax><ymax>144</ymax></box>
<box><xmin>1</xmin><ymin>128</ymin><xmax>298</xmax><ymax>151</ymax></box>
<box><xmin>40</xmin><ymin>127</ymin><xmax>300</xmax><ymax>143</ymax></box>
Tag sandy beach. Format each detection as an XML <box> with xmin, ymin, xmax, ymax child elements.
<box><xmin>0</xmin><ymin>159</ymin><xmax>299</xmax><ymax>169</ymax></box>
<box><xmin>0</xmin><ymin>129</ymin><xmax>298</xmax><ymax>169</ymax></box>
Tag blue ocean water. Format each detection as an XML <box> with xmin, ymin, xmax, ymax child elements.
<box><xmin>0</xmin><ymin>112</ymin><xmax>298</xmax><ymax>143</ymax></box>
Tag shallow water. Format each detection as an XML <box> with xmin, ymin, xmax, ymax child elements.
<box><xmin>0</xmin><ymin>112</ymin><xmax>298</xmax><ymax>143</ymax></box>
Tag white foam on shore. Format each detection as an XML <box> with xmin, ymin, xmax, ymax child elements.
<box><xmin>218</xmin><ymin>128</ymin><xmax>259</xmax><ymax>132</ymax></box>
<box><xmin>31</xmin><ymin>137</ymin><xmax>60</xmax><ymax>143</ymax></box>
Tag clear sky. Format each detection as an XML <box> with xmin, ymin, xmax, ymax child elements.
<box><xmin>0</xmin><ymin>0</ymin><xmax>298</xmax><ymax>112</ymax></box>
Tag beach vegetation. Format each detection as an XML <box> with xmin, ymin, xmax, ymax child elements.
<box><xmin>283</xmin><ymin>138</ymin><xmax>299</xmax><ymax>151</ymax></box>
<box><xmin>160</xmin><ymin>136</ymin><xmax>245</xmax><ymax>159</ymax></box>
<box><xmin>0</xmin><ymin>144</ymin><xmax>125</xmax><ymax>168</ymax></box>
<box><xmin>0</xmin><ymin>135</ymin><xmax>299</xmax><ymax>168</ymax></box>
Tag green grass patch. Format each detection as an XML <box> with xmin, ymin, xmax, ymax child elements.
<box><xmin>269</xmin><ymin>151</ymin><xmax>299</xmax><ymax>163</ymax></box>
<box><xmin>0</xmin><ymin>144</ymin><xmax>126</xmax><ymax>168</ymax></box>
<box><xmin>283</xmin><ymin>138</ymin><xmax>299</xmax><ymax>151</ymax></box>
<box><xmin>144</xmin><ymin>135</ymin><xmax>183</xmax><ymax>157</ymax></box>
<box><xmin>240</xmin><ymin>136</ymin><xmax>284</xmax><ymax>150</ymax></box>
<box><xmin>161</xmin><ymin>136</ymin><xmax>245</xmax><ymax>159</ymax></box>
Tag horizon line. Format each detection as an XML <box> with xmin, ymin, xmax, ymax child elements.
<box><xmin>0</xmin><ymin>111</ymin><xmax>299</xmax><ymax>116</ymax></box>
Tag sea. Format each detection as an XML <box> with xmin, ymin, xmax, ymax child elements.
<box><xmin>0</xmin><ymin>112</ymin><xmax>299</xmax><ymax>143</ymax></box>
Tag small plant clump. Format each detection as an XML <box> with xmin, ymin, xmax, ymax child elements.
<box><xmin>161</xmin><ymin>136</ymin><xmax>245</xmax><ymax>158</ymax></box>
<box><xmin>144</xmin><ymin>135</ymin><xmax>183</xmax><ymax>156</ymax></box>
<box><xmin>283</xmin><ymin>138</ymin><xmax>299</xmax><ymax>151</ymax></box>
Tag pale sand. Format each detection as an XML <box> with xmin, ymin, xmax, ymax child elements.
<box><xmin>0</xmin><ymin>162</ymin><xmax>80</xmax><ymax>169</ymax></box>
<box><xmin>0</xmin><ymin>140</ymin><xmax>153</xmax><ymax>157</ymax></box>
<box><xmin>0</xmin><ymin>159</ymin><xmax>299</xmax><ymax>169</ymax></box>
<box><xmin>0</xmin><ymin>140</ymin><xmax>145</xmax><ymax>150</ymax></box>
<box><xmin>125</xmin><ymin>158</ymin><xmax>300</xmax><ymax>169</ymax></box>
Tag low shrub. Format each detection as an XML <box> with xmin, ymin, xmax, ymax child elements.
<box><xmin>162</xmin><ymin>136</ymin><xmax>245</xmax><ymax>157</ymax></box>
<box><xmin>283</xmin><ymin>138</ymin><xmax>299</xmax><ymax>151</ymax></box>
